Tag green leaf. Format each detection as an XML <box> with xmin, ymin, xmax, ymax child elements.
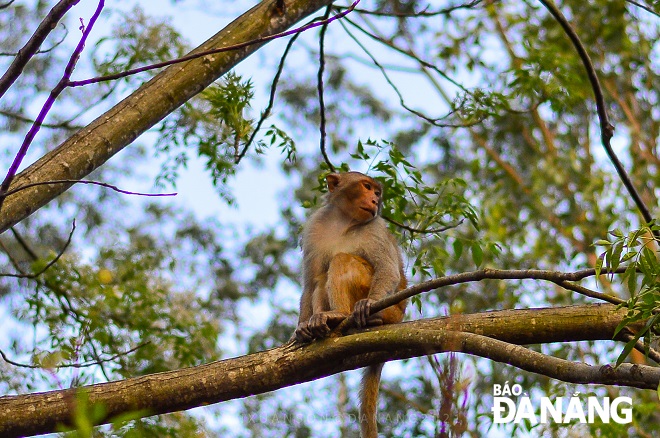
<box><xmin>453</xmin><ymin>239</ymin><xmax>464</xmax><ymax>260</ymax></box>
<box><xmin>412</xmin><ymin>296</ymin><xmax>422</xmax><ymax>313</ymax></box>
<box><xmin>595</xmin><ymin>253</ymin><xmax>604</xmax><ymax>279</ymax></box>
<box><xmin>610</xmin><ymin>228</ymin><xmax>624</xmax><ymax>238</ymax></box>
<box><xmin>471</xmin><ymin>242</ymin><xmax>484</xmax><ymax>267</ymax></box>
<box><xmin>625</xmin><ymin>264</ymin><xmax>638</xmax><ymax>296</ymax></box>
<box><xmin>615</xmin><ymin>336</ymin><xmax>638</xmax><ymax>368</ymax></box>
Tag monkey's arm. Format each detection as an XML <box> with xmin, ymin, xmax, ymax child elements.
<box><xmin>354</xmin><ymin>244</ymin><xmax>401</xmax><ymax>327</ymax></box>
<box><xmin>294</xmin><ymin>252</ymin><xmax>322</xmax><ymax>341</ymax></box>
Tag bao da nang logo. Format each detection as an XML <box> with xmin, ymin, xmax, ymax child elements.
<box><xmin>491</xmin><ymin>382</ymin><xmax>632</xmax><ymax>425</ymax></box>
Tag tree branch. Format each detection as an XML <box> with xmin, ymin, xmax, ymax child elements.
<box><xmin>0</xmin><ymin>179</ymin><xmax>176</xmax><ymax>199</ymax></box>
<box><xmin>0</xmin><ymin>304</ymin><xmax>647</xmax><ymax>437</ymax></box>
<box><xmin>624</xmin><ymin>0</ymin><xmax>660</xmax><ymax>19</ymax></box>
<box><xmin>317</xmin><ymin>5</ymin><xmax>336</xmax><ymax>172</ymax></box>
<box><xmin>537</xmin><ymin>0</ymin><xmax>655</xmax><ymax>229</ymax></box>
<box><xmin>236</xmin><ymin>27</ymin><xmax>303</xmax><ymax>164</ymax></box>
<box><xmin>0</xmin><ymin>341</ymin><xmax>149</xmax><ymax>370</ymax></box>
<box><xmin>0</xmin><ymin>0</ymin><xmax>79</xmax><ymax>99</ymax></box>
<box><xmin>335</xmin><ymin>267</ymin><xmax>627</xmax><ymax>334</ymax></box>
<box><xmin>66</xmin><ymin>0</ymin><xmax>362</xmax><ymax>88</ymax></box>
<box><xmin>0</xmin><ymin>219</ymin><xmax>75</xmax><ymax>278</ymax></box>
<box><xmin>0</xmin><ymin>0</ymin><xmax>104</xmax><ymax>213</ymax></box>
<box><xmin>335</xmin><ymin>0</ymin><xmax>487</xmax><ymax>17</ymax></box>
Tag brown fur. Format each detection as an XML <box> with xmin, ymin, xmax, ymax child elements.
<box><xmin>294</xmin><ymin>172</ymin><xmax>407</xmax><ymax>438</ymax></box>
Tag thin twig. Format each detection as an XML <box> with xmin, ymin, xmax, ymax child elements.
<box><xmin>0</xmin><ymin>0</ymin><xmax>104</xmax><ymax>213</ymax></box>
<box><xmin>0</xmin><ymin>342</ymin><xmax>149</xmax><ymax>369</ymax></box>
<box><xmin>0</xmin><ymin>179</ymin><xmax>177</xmax><ymax>199</ymax></box>
<box><xmin>346</xmin><ymin>14</ymin><xmax>468</xmax><ymax>92</ymax></box>
<box><xmin>0</xmin><ymin>0</ymin><xmax>79</xmax><ymax>99</ymax></box>
<box><xmin>0</xmin><ymin>24</ymin><xmax>68</xmax><ymax>57</ymax></box>
<box><xmin>235</xmin><ymin>30</ymin><xmax>303</xmax><ymax>164</ymax></box>
<box><xmin>66</xmin><ymin>0</ymin><xmax>364</xmax><ymax>88</ymax></box>
<box><xmin>334</xmin><ymin>267</ymin><xmax>627</xmax><ymax>333</ymax></box>
<box><xmin>339</xmin><ymin>18</ymin><xmax>478</xmax><ymax>128</ymax></box>
<box><xmin>538</xmin><ymin>0</ymin><xmax>655</xmax><ymax>230</ymax></box>
<box><xmin>383</xmin><ymin>216</ymin><xmax>463</xmax><ymax>234</ymax></box>
<box><xmin>0</xmin><ymin>220</ymin><xmax>76</xmax><ymax>278</ymax></box>
<box><xmin>0</xmin><ymin>109</ymin><xmax>80</xmax><ymax>130</ymax></box>
<box><xmin>335</xmin><ymin>0</ymin><xmax>487</xmax><ymax>17</ymax></box>
<box><xmin>9</xmin><ymin>228</ymin><xmax>38</xmax><ymax>260</ymax></box>
<box><xmin>317</xmin><ymin>5</ymin><xmax>336</xmax><ymax>172</ymax></box>
<box><xmin>624</xmin><ymin>0</ymin><xmax>660</xmax><ymax>19</ymax></box>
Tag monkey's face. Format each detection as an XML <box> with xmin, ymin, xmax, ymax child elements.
<box><xmin>347</xmin><ymin>178</ymin><xmax>382</xmax><ymax>222</ymax></box>
<box><xmin>326</xmin><ymin>172</ymin><xmax>383</xmax><ymax>223</ymax></box>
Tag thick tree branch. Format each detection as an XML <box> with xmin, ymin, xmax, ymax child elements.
<box><xmin>0</xmin><ymin>304</ymin><xmax>647</xmax><ymax>437</ymax></box>
<box><xmin>0</xmin><ymin>0</ymin><xmax>337</xmax><ymax>234</ymax></box>
<box><xmin>412</xmin><ymin>330</ymin><xmax>659</xmax><ymax>388</ymax></box>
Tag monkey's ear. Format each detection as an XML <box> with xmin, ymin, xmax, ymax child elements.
<box><xmin>326</xmin><ymin>173</ymin><xmax>341</xmax><ymax>192</ymax></box>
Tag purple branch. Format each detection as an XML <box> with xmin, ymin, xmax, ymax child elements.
<box><xmin>0</xmin><ymin>179</ymin><xmax>176</xmax><ymax>198</ymax></box>
<box><xmin>0</xmin><ymin>0</ymin><xmax>104</xmax><ymax>212</ymax></box>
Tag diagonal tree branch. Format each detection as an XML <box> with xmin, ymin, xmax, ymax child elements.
<box><xmin>0</xmin><ymin>0</ymin><xmax>338</xmax><ymax>234</ymax></box>
<box><xmin>0</xmin><ymin>219</ymin><xmax>75</xmax><ymax>278</ymax></box>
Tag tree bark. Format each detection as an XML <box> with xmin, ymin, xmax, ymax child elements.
<box><xmin>0</xmin><ymin>0</ymin><xmax>334</xmax><ymax>233</ymax></box>
<box><xmin>1</xmin><ymin>304</ymin><xmax>656</xmax><ymax>437</ymax></box>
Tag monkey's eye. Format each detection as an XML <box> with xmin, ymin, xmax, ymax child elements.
<box><xmin>375</xmin><ymin>191</ymin><xmax>381</xmax><ymax>197</ymax></box>
<box><xmin>364</xmin><ymin>182</ymin><xmax>372</xmax><ymax>190</ymax></box>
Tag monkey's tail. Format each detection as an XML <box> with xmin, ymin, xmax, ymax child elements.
<box><xmin>360</xmin><ymin>363</ymin><xmax>384</xmax><ymax>438</ymax></box>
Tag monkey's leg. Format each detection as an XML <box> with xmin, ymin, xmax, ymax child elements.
<box><xmin>355</xmin><ymin>272</ymin><xmax>408</xmax><ymax>328</ymax></box>
<box><xmin>307</xmin><ymin>253</ymin><xmax>374</xmax><ymax>338</ymax></box>
<box><xmin>378</xmin><ymin>304</ymin><xmax>405</xmax><ymax>324</ymax></box>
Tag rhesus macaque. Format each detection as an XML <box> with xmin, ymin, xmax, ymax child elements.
<box><xmin>295</xmin><ymin>171</ymin><xmax>407</xmax><ymax>438</ymax></box>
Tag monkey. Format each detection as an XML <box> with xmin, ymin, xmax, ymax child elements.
<box><xmin>294</xmin><ymin>171</ymin><xmax>407</xmax><ymax>438</ymax></box>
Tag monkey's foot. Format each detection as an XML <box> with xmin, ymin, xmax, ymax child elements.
<box><xmin>306</xmin><ymin>311</ymin><xmax>349</xmax><ymax>338</ymax></box>
<box><xmin>294</xmin><ymin>322</ymin><xmax>315</xmax><ymax>343</ymax></box>
<box><xmin>353</xmin><ymin>298</ymin><xmax>380</xmax><ymax>328</ymax></box>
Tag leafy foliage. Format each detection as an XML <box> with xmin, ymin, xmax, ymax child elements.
<box><xmin>595</xmin><ymin>223</ymin><xmax>660</xmax><ymax>366</ymax></box>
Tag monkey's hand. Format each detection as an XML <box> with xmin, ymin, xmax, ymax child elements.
<box><xmin>353</xmin><ymin>299</ymin><xmax>383</xmax><ymax>328</ymax></box>
<box><xmin>300</xmin><ymin>311</ymin><xmax>348</xmax><ymax>340</ymax></box>
<box><xmin>294</xmin><ymin>321</ymin><xmax>315</xmax><ymax>343</ymax></box>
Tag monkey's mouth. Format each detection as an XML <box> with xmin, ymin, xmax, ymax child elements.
<box><xmin>361</xmin><ymin>207</ymin><xmax>377</xmax><ymax>216</ymax></box>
